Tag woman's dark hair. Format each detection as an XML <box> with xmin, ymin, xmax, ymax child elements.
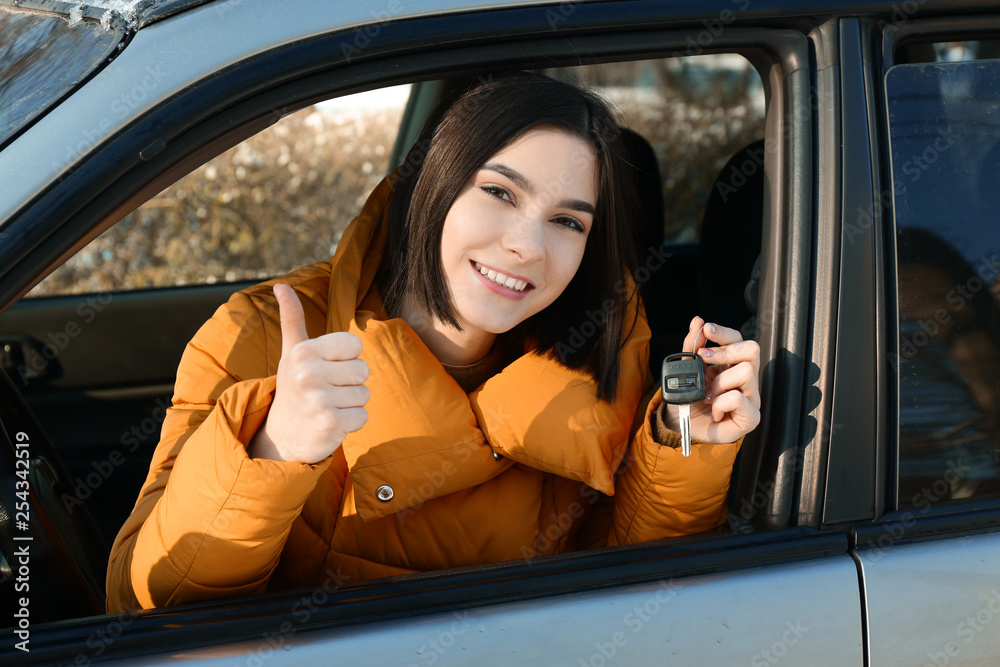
<box><xmin>377</xmin><ymin>72</ymin><xmax>640</xmax><ymax>401</ymax></box>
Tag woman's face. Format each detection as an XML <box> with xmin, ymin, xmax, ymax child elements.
<box><xmin>440</xmin><ymin>126</ymin><xmax>598</xmax><ymax>337</ymax></box>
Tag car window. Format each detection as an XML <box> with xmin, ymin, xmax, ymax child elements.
<box><xmin>544</xmin><ymin>55</ymin><xmax>765</xmax><ymax>244</ymax></box>
<box><xmin>25</xmin><ymin>85</ymin><xmax>412</xmax><ymax>297</ymax></box>
<box><xmin>0</xmin><ymin>8</ymin><xmax>118</xmax><ymax>146</ymax></box>
<box><xmin>25</xmin><ymin>55</ymin><xmax>766</xmax><ymax>299</ymax></box>
<box><xmin>886</xmin><ymin>58</ymin><xmax>1000</xmax><ymax>508</ymax></box>
<box><xmin>0</xmin><ymin>3</ymin><xmax>806</xmax><ymax>650</ymax></box>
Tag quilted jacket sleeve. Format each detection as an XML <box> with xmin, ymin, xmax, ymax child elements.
<box><xmin>106</xmin><ymin>286</ymin><xmax>331</xmax><ymax>612</ymax></box>
<box><xmin>608</xmin><ymin>391</ymin><xmax>743</xmax><ymax>545</ymax></box>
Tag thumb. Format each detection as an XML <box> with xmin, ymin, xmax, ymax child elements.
<box><xmin>274</xmin><ymin>283</ymin><xmax>309</xmax><ymax>356</ymax></box>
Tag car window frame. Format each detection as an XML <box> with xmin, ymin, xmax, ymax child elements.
<box><xmin>0</xmin><ymin>3</ymin><xmax>822</xmax><ymax>660</ymax></box>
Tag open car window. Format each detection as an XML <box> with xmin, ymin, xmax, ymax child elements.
<box><xmin>2</xmin><ymin>48</ymin><xmax>767</xmax><ymax>610</ymax></box>
<box><xmin>26</xmin><ymin>57</ymin><xmax>764</xmax><ymax>298</ymax></box>
<box><xmin>25</xmin><ymin>85</ymin><xmax>412</xmax><ymax>296</ymax></box>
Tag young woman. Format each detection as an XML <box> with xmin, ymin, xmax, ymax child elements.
<box><xmin>106</xmin><ymin>73</ymin><xmax>761</xmax><ymax>612</ymax></box>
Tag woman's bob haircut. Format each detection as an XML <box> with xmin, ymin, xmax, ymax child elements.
<box><xmin>378</xmin><ymin>72</ymin><xmax>641</xmax><ymax>401</ymax></box>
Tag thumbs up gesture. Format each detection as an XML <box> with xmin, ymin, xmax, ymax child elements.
<box><xmin>248</xmin><ymin>283</ymin><xmax>370</xmax><ymax>463</ymax></box>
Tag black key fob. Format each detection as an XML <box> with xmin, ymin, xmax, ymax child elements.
<box><xmin>661</xmin><ymin>352</ymin><xmax>706</xmax><ymax>404</ymax></box>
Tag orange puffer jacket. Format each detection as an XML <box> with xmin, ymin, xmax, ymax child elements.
<box><xmin>106</xmin><ymin>175</ymin><xmax>743</xmax><ymax>612</ymax></box>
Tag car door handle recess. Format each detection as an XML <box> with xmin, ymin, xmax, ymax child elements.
<box><xmin>0</xmin><ymin>337</ymin><xmax>56</xmax><ymax>383</ymax></box>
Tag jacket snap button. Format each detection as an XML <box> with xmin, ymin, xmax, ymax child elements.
<box><xmin>492</xmin><ymin>451</ymin><xmax>503</xmax><ymax>461</ymax></box>
<box><xmin>376</xmin><ymin>485</ymin><xmax>394</xmax><ymax>502</ymax></box>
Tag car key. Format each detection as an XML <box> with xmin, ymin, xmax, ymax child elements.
<box><xmin>661</xmin><ymin>351</ymin><xmax>706</xmax><ymax>457</ymax></box>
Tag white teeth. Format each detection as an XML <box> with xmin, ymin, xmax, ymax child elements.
<box><xmin>475</xmin><ymin>262</ymin><xmax>528</xmax><ymax>292</ymax></box>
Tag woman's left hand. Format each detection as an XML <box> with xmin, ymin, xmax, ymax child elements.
<box><xmin>663</xmin><ymin>316</ymin><xmax>761</xmax><ymax>445</ymax></box>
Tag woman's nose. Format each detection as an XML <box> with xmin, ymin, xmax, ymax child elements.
<box><xmin>502</xmin><ymin>214</ymin><xmax>545</xmax><ymax>263</ymax></box>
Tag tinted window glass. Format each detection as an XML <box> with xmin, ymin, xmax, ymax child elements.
<box><xmin>0</xmin><ymin>9</ymin><xmax>117</xmax><ymax>145</ymax></box>
<box><xmin>887</xmin><ymin>60</ymin><xmax>1000</xmax><ymax>507</ymax></box>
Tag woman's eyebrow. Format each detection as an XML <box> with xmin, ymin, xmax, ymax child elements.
<box><xmin>481</xmin><ymin>162</ymin><xmax>595</xmax><ymax>215</ymax></box>
<box><xmin>482</xmin><ymin>163</ymin><xmax>534</xmax><ymax>194</ymax></box>
<box><xmin>561</xmin><ymin>198</ymin><xmax>595</xmax><ymax>216</ymax></box>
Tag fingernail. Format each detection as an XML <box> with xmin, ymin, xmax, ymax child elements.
<box><xmin>707</xmin><ymin>323</ymin><xmax>717</xmax><ymax>333</ymax></box>
<box><xmin>700</xmin><ymin>347</ymin><xmax>715</xmax><ymax>358</ymax></box>
<box><xmin>703</xmin><ymin>393</ymin><xmax>712</xmax><ymax>403</ymax></box>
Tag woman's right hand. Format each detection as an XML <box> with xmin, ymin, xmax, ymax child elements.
<box><xmin>248</xmin><ymin>283</ymin><xmax>370</xmax><ymax>463</ymax></box>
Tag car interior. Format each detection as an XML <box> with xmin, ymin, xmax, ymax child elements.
<box><xmin>0</xmin><ymin>54</ymin><xmax>770</xmax><ymax>629</ymax></box>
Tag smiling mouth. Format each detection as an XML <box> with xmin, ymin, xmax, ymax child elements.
<box><xmin>472</xmin><ymin>261</ymin><xmax>533</xmax><ymax>292</ymax></box>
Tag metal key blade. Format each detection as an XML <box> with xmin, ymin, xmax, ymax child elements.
<box><xmin>678</xmin><ymin>403</ymin><xmax>692</xmax><ymax>457</ymax></box>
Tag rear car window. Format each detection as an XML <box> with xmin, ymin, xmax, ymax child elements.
<box><xmin>886</xmin><ymin>58</ymin><xmax>1000</xmax><ymax>507</ymax></box>
<box><xmin>0</xmin><ymin>8</ymin><xmax>118</xmax><ymax>146</ymax></box>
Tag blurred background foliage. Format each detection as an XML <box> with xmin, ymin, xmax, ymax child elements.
<box><xmin>29</xmin><ymin>56</ymin><xmax>764</xmax><ymax>297</ymax></box>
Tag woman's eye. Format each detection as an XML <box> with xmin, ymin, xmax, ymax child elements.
<box><xmin>554</xmin><ymin>216</ymin><xmax>586</xmax><ymax>233</ymax></box>
<box><xmin>482</xmin><ymin>185</ymin><xmax>513</xmax><ymax>203</ymax></box>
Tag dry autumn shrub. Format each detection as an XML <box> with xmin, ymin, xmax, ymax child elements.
<box><xmin>32</xmin><ymin>102</ymin><xmax>402</xmax><ymax>296</ymax></box>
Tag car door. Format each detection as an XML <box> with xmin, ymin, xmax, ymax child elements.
<box><xmin>1</xmin><ymin>1</ymin><xmax>867</xmax><ymax>664</ymax></box>
<box><xmin>848</xmin><ymin>15</ymin><xmax>1000</xmax><ymax>666</ymax></box>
